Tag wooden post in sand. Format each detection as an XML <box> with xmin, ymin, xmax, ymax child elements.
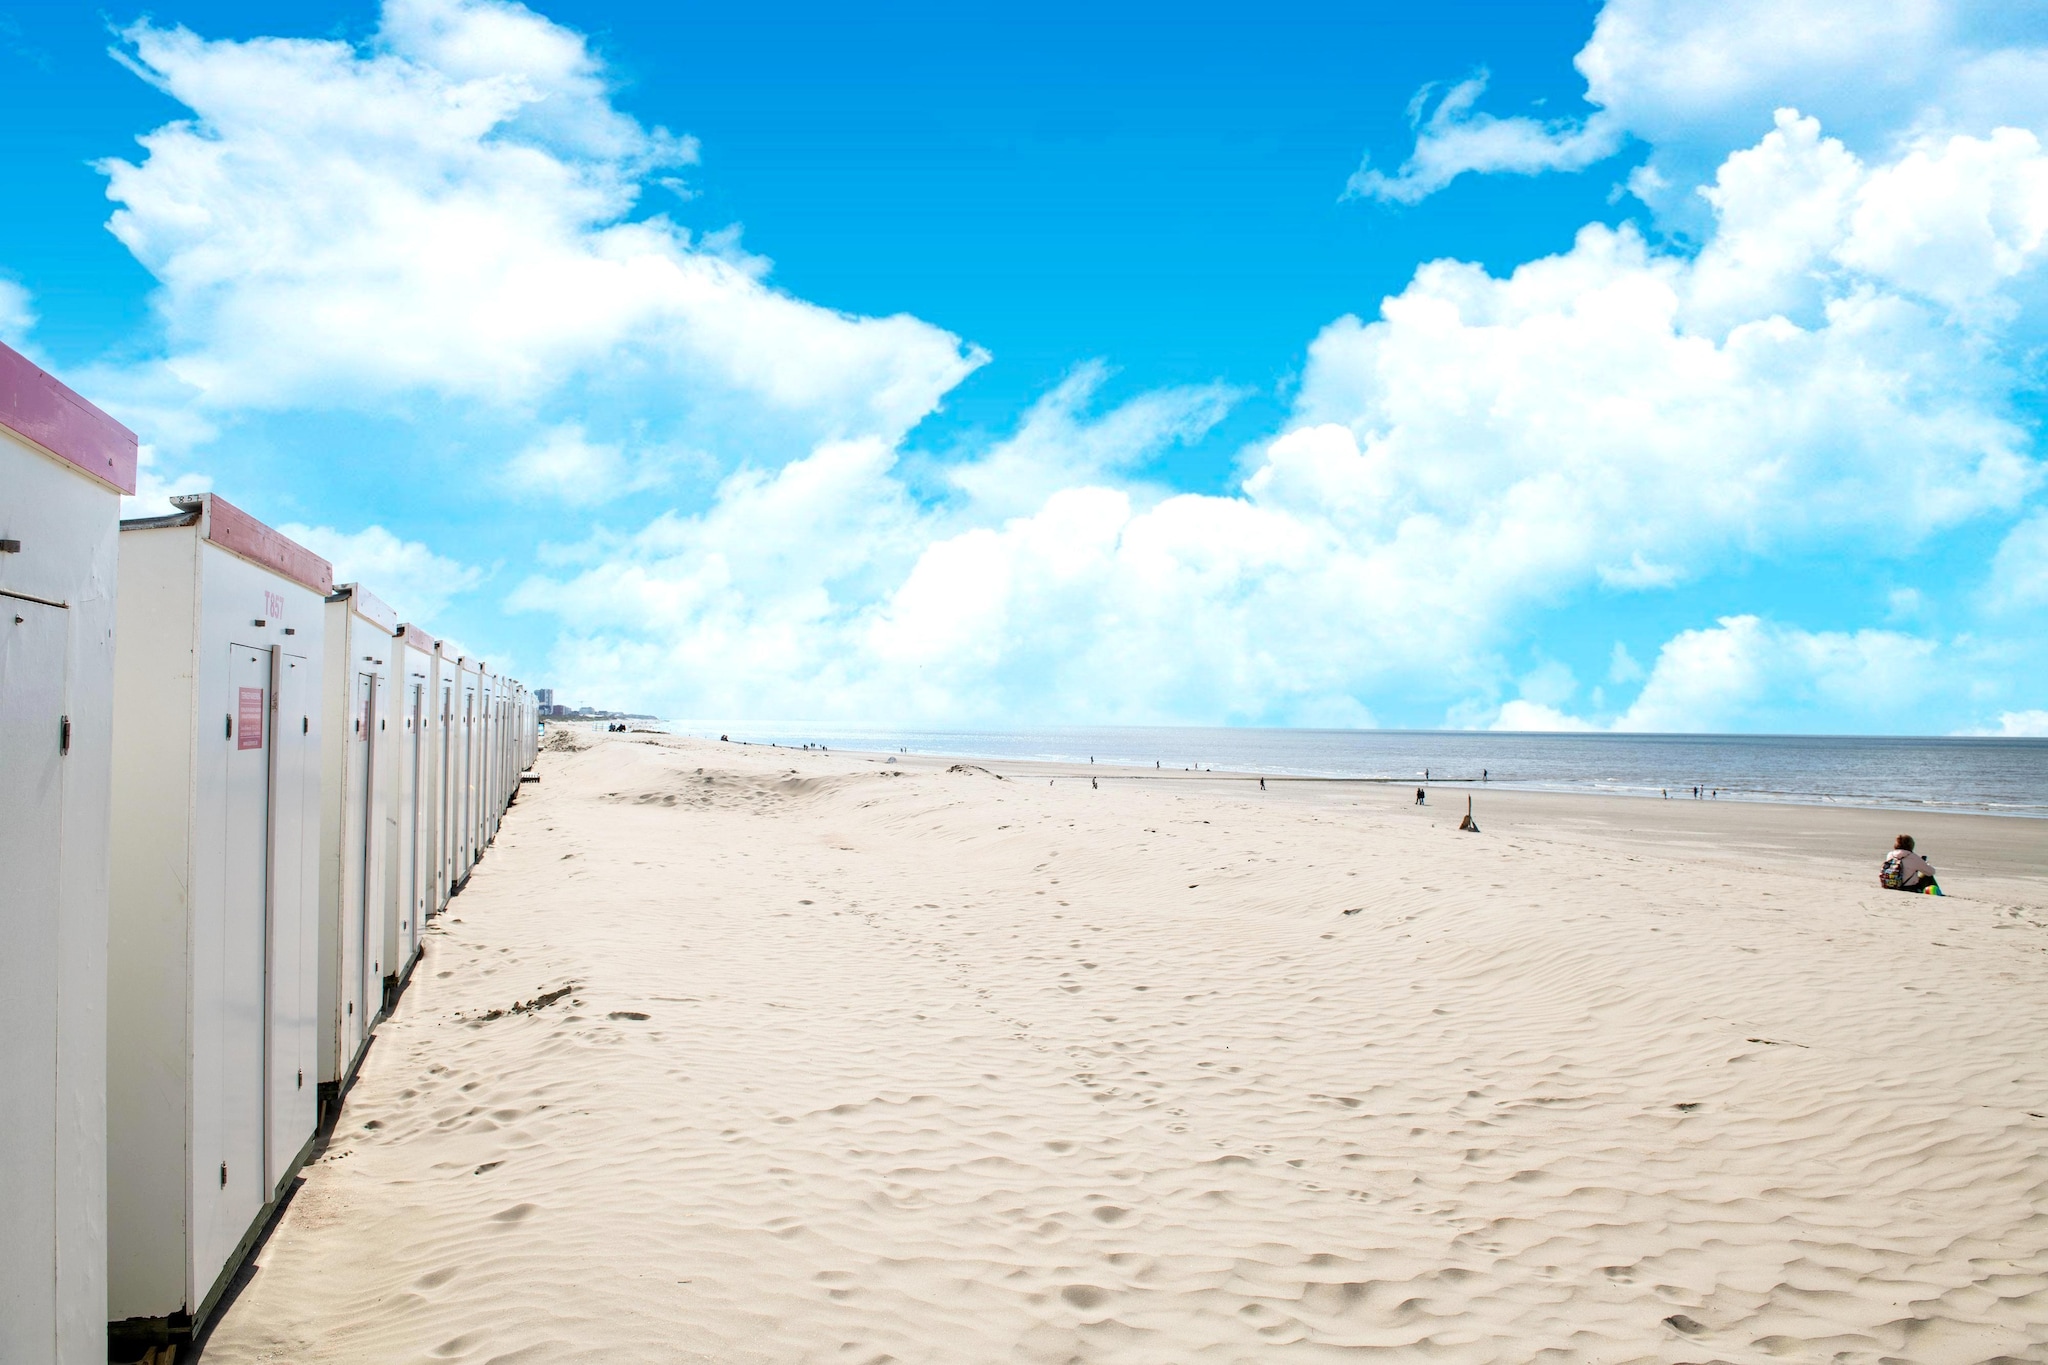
<box><xmin>1458</xmin><ymin>795</ymin><xmax>1479</xmax><ymax>833</ymax></box>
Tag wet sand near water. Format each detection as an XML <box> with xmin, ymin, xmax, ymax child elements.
<box><xmin>201</xmin><ymin>731</ymin><xmax>2048</xmax><ymax>1364</ymax></box>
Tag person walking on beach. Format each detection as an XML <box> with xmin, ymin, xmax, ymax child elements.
<box><xmin>1880</xmin><ymin>835</ymin><xmax>1941</xmax><ymax>894</ymax></box>
<box><xmin>1415</xmin><ymin>786</ymin><xmax>1426</xmax><ymax>806</ymax></box>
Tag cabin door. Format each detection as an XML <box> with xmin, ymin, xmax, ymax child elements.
<box><xmin>0</xmin><ymin>594</ymin><xmax>67</xmax><ymax>1359</ymax></box>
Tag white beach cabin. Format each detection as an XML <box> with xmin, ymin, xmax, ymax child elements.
<box><xmin>0</xmin><ymin>341</ymin><xmax>136</xmax><ymax>1365</ymax></box>
<box><xmin>318</xmin><ymin>583</ymin><xmax>396</xmax><ymax>1104</ymax></box>
<box><xmin>106</xmin><ymin>493</ymin><xmax>329</xmax><ymax>1349</ymax></box>
<box><xmin>386</xmin><ymin>622</ymin><xmax>440</xmax><ymax>989</ymax></box>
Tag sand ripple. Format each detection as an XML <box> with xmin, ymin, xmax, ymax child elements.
<box><xmin>203</xmin><ymin>740</ymin><xmax>2048</xmax><ymax>1364</ymax></box>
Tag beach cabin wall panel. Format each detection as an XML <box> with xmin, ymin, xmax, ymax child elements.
<box><xmin>107</xmin><ymin>496</ymin><xmax>327</xmax><ymax>1330</ymax></box>
<box><xmin>485</xmin><ymin>670</ymin><xmax>504</xmax><ymax>835</ymax></box>
<box><xmin>318</xmin><ymin>587</ymin><xmax>395</xmax><ymax>1089</ymax></box>
<box><xmin>0</xmin><ymin>341</ymin><xmax>134</xmax><ymax>1365</ymax></box>
<box><xmin>422</xmin><ymin>643</ymin><xmax>447</xmax><ymax>916</ymax></box>
<box><xmin>472</xmin><ymin>665</ymin><xmax>491</xmax><ymax>853</ymax></box>
<box><xmin>434</xmin><ymin>647</ymin><xmax>457</xmax><ymax>909</ymax></box>
<box><xmin>480</xmin><ymin>668</ymin><xmax>500</xmax><ymax>842</ymax></box>
<box><xmin>456</xmin><ymin>660</ymin><xmax>480</xmax><ymax>881</ymax></box>
<box><xmin>388</xmin><ymin>627</ymin><xmax>437</xmax><ymax>982</ymax></box>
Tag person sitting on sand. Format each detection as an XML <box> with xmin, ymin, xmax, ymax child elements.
<box><xmin>1880</xmin><ymin>835</ymin><xmax>1940</xmax><ymax>894</ymax></box>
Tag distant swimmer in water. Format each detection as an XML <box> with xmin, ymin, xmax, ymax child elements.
<box><xmin>1880</xmin><ymin>835</ymin><xmax>1941</xmax><ymax>894</ymax></box>
<box><xmin>1415</xmin><ymin>787</ymin><xmax>1426</xmax><ymax>806</ymax></box>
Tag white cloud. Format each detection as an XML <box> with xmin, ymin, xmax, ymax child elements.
<box><xmin>0</xmin><ymin>278</ymin><xmax>34</xmax><ymax>344</ymax></box>
<box><xmin>121</xmin><ymin>444</ymin><xmax>212</xmax><ymax>518</ymax></box>
<box><xmin>1614</xmin><ymin>615</ymin><xmax>1943</xmax><ymax>732</ymax></box>
<box><xmin>940</xmin><ymin>362</ymin><xmax>1238</xmax><ymax>520</ymax></box>
<box><xmin>1984</xmin><ymin>508</ymin><xmax>2048</xmax><ymax>612</ymax></box>
<box><xmin>1608</xmin><ymin>642</ymin><xmax>1645</xmax><ymax>684</ymax></box>
<box><xmin>1292</xmin><ymin>201</ymin><xmax>2037</xmax><ymax>582</ymax></box>
<box><xmin>500</xmin><ymin>422</ymin><xmax>688</xmax><ymax>506</ymax></box>
<box><xmin>1492</xmin><ymin>700</ymin><xmax>1598</xmax><ymax>732</ymax></box>
<box><xmin>278</xmin><ymin>521</ymin><xmax>485</xmax><ymax>622</ymax></box>
<box><xmin>1975</xmin><ymin>708</ymin><xmax>2048</xmax><ymax>737</ymax></box>
<box><xmin>511</xmin><ymin>110</ymin><xmax>2045</xmax><ymax>727</ymax></box>
<box><xmin>1345</xmin><ymin>73</ymin><xmax>1625</xmax><ymax>204</ymax></box>
<box><xmin>66</xmin><ymin>0</ymin><xmax>2048</xmax><ymax>734</ymax></box>
<box><xmin>1356</xmin><ymin>0</ymin><xmax>2048</xmax><ymax>211</ymax></box>
<box><xmin>97</xmin><ymin>0</ymin><xmax>983</xmax><ymax>450</ymax></box>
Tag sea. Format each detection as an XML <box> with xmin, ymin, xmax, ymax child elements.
<box><xmin>654</xmin><ymin>724</ymin><xmax>2048</xmax><ymax>819</ymax></box>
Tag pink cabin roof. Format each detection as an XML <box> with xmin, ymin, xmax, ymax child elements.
<box><xmin>0</xmin><ymin>339</ymin><xmax>138</xmax><ymax>494</ymax></box>
<box><xmin>165</xmin><ymin>493</ymin><xmax>334</xmax><ymax>596</ymax></box>
<box><xmin>331</xmin><ymin>582</ymin><xmax>398</xmax><ymax>634</ymax></box>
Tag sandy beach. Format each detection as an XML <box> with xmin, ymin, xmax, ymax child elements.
<box><xmin>201</xmin><ymin>731</ymin><xmax>2048</xmax><ymax>1364</ymax></box>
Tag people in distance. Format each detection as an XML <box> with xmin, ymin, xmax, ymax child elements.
<box><xmin>1880</xmin><ymin>835</ymin><xmax>1942</xmax><ymax>895</ymax></box>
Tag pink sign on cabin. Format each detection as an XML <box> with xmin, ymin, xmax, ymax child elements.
<box><xmin>238</xmin><ymin>687</ymin><xmax>264</xmax><ymax>750</ymax></box>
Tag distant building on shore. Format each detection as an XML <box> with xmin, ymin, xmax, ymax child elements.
<box><xmin>535</xmin><ymin>696</ymin><xmax>654</xmax><ymax>722</ymax></box>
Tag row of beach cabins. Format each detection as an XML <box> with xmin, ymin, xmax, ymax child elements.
<box><xmin>2</xmin><ymin>339</ymin><xmax>539</xmax><ymax>1362</ymax></box>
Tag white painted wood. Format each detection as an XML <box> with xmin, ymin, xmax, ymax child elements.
<box><xmin>108</xmin><ymin>508</ymin><xmax>326</xmax><ymax>1326</ymax></box>
<box><xmin>0</xmin><ymin>428</ymin><xmax>120</xmax><ymax>1365</ymax></box>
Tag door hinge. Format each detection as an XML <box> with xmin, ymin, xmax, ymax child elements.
<box><xmin>226</xmin><ymin>714</ymin><xmax>233</xmax><ymax>739</ymax></box>
<box><xmin>59</xmin><ymin>715</ymin><xmax>71</xmax><ymax>755</ymax></box>
<box><xmin>297</xmin><ymin>1070</ymin><xmax>303</xmax><ymax>1088</ymax></box>
<box><xmin>220</xmin><ymin>1162</ymin><xmax>227</xmax><ymax>1188</ymax></box>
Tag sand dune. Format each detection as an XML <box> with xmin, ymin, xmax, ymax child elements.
<box><xmin>200</xmin><ymin>733</ymin><xmax>2048</xmax><ymax>1364</ymax></box>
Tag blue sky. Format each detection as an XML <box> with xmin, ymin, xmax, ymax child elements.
<box><xmin>3</xmin><ymin>0</ymin><xmax>2045</xmax><ymax>733</ymax></box>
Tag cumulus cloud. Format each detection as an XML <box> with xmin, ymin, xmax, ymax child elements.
<box><xmin>0</xmin><ymin>278</ymin><xmax>34</xmax><ymax>345</ymax></box>
<box><xmin>65</xmin><ymin>0</ymin><xmax>2048</xmax><ymax>734</ymax></box>
<box><xmin>1973</xmin><ymin>708</ymin><xmax>2048</xmax><ymax>736</ymax></box>
<box><xmin>1491</xmin><ymin>613</ymin><xmax>2047</xmax><ymax>735</ymax></box>
<box><xmin>499</xmin><ymin>422</ymin><xmax>692</xmax><ymax>505</ymax></box>
<box><xmin>939</xmin><ymin>362</ymin><xmax>1239</xmax><ymax>520</ymax></box>
<box><xmin>1492</xmin><ymin>701</ymin><xmax>1599</xmax><ymax>732</ymax></box>
<box><xmin>1611</xmin><ymin>615</ymin><xmax>1942</xmax><ymax>732</ymax></box>
<box><xmin>278</xmin><ymin>521</ymin><xmax>485</xmax><ymax>622</ymax></box>
<box><xmin>1297</xmin><ymin>169</ymin><xmax>2039</xmax><ymax>578</ymax></box>
<box><xmin>511</xmin><ymin>104</ymin><xmax>2046</xmax><ymax>728</ymax></box>
<box><xmin>1355</xmin><ymin>0</ymin><xmax>2048</xmax><ymax>210</ymax></box>
<box><xmin>1984</xmin><ymin>508</ymin><xmax>2048</xmax><ymax>612</ymax></box>
<box><xmin>98</xmin><ymin>0</ymin><xmax>983</xmax><ymax>450</ymax></box>
<box><xmin>121</xmin><ymin>444</ymin><xmax>212</xmax><ymax>518</ymax></box>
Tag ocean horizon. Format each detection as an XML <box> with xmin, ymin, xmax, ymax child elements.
<box><xmin>646</xmin><ymin>723</ymin><xmax>2048</xmax><ymax>819</ymax></box>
